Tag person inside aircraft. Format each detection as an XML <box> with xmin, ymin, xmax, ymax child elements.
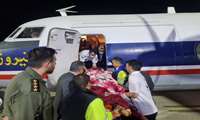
<box><xmin>79</xmin><ymin>49</ymin><xmax>89</xmax><ymax>62</ymax></box>
<box><xmin>79</xmin><ymin>34</ymin><xmax>107</xmax><ymax>70</ymax></box>
<box><xmin>17</xmin><ymin>27</ymin><xmax>43</xmax><ymax>38</ymax></box>
<box><xmin>97</xmin><ymin>44</ymin><xmax>107</xmax><ymax>70</ymax></box>
<box><xmin>86</xmin><ymin>49</ymin><xmax>99</xmax><ymax>68</ymax></box>
<box><xmin>79</xmin><ymin>49</ymin><xmax>99</xmax><ymax>68</ymax></box>
<box><xmin>79</xmin><ymin>39</ymin><xmax>92</xmax><ymax>62</ymax></box>
<box><xmin>30</xmin><ymin>31</ymin><xmax>40</xmax><ymax>38</ymax></box>
<box><xmin>79</xmin><ymin>38</ymin><xmax>90</xmax><ymax>51</ymax></box>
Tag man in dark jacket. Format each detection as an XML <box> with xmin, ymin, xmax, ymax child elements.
<box><xmin>54</xmin><ymin>61</ymin><xmax>86</xmax><ymax>120</ymax></box>
<box><xmin>61</xmin><ymin>74</ymin><xmax>113</xmax><ymax>120</ymax></box>
<box><xmin>97</xmin><ymin>44</ymin><xmax>107</xmax><ymax>70</ymax></box>
<box><xmin>141</xmin><ymin>71</ymin><xmax>155</xmax><ymax>92</ymax></box>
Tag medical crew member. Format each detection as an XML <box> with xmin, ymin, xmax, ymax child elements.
<box><xmin>111</xmin><ymin>57</ymin><xmax>128</xmax><ymax>86</ymax></box>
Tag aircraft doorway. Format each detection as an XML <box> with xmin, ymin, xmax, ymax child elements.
<box><xmin>79</xmin><ymin>34</ymin><xmax>107</xmax><ymax>70</ymax></box>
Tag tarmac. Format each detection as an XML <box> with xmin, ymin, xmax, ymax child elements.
<box><xmin>153</xmin><ymin>90</ymin><xmax>200</xmax><ymax>120</ymax></box>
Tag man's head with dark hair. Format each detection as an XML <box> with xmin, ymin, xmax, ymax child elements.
<box><xmin>84</xmin><ymin>61</ymin><xmax>93</xmax><ymax>69</ymax></box>
<box><xmin>89</xmin><ymin>49</ymin><xmax>97</xmax><ymax>60</ymax></box>
<box><xmin>27</xmin><ymin>47</ymin><xmax>57</xmax><ymax>74</ymax></box>
<box><xmin>84</xmin><ymin>60</ymin><xmax>103</xmax><ymax>70</ymax></box>
<box><xmin>89</xmin><ymin>49</ymin><xmax>97</xmax><ymax>54</ymax></box>
<box><xmin>70</xmin><ymin>61</ymin><xmax>86</xmax><ymax>75</ymax></box>
<box><xmin>111</xmin><ymin>57</ymin><xmax>123</xmax><ymax>68</ymax></box>
<box><xmin>73</xmin><ymin>74</ymin><xmax>90</xmax><ymax>90</ymax></box>
<box><xmin>126</xmin><ymin>59</ymin><xmax>143</xmax><ymax>73</ymax></box>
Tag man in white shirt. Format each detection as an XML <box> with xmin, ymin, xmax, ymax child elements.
<box><xmin>126</xmin><ymin>60</ymin><xmax>158</xmax><ymax>120</ymax></box>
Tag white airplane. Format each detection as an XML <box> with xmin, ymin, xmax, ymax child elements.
<box><xmin>0</xmin><ymin>7</ymin><xmax>200</xmax><ymax>92</ymax></box>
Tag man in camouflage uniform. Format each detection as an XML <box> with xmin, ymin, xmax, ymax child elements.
<box><xmin>2</xmin><ymin>47</ymin><xmax>57</xmax><ymax>120</ymax></box>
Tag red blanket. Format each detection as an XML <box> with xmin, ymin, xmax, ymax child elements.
<box><xmin>87</xmin><ymin>68</ymin><xmax>146</xmax><ymax>120</ymax></box>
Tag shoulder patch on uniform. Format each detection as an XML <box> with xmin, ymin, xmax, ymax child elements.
<box><xmin>31</xmin><ymin>79</ymin><xmax>40</xmax><ymax>92</ymax></box>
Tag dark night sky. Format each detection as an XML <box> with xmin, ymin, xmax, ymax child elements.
<box><xmin>1</xmin><ymin>0</ymin><xmax>200</xmax><ymax>40</ymax></box>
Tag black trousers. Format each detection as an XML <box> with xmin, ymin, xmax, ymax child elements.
<box><xmin>144</xmin><ymin>112</ymin><xmax>157</xmax><ymax>120</ymax></box>
<box><xmin>115</xmin><ymin>116</ymin><xmax>136</xmax><ymax>120</ymax></box>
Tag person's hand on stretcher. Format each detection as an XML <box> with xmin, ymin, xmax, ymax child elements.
<box><xmin>125</xmin><ymin>92</ymin><xmax>138</xmax><ymax>98</ymax></box>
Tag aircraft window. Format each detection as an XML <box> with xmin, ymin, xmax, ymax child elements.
<box><xmin>8</xmin><ymin>27</ymin><xmax>21</xmax><ymax>38</ymax></box>
<box><xmin>0</xmin><ymin>41</ymin><xmax>39</xmax><ymax>49</ymax></box>
<box><xmin>65</xmin><ymin>31</ymin><xmax>75</xmax><ymax>44</ymax></box>
<box><xmin>197</xmin><ymin>44</ymin><xmax>200</xmax><ymax>60</ymax></box>
<box><xmin>17</xmin><ymin>27</ymin><xmax>44</xmax><ymax>38</ymax></box>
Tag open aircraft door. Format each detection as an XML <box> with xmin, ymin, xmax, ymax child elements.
<box><xmin>47</xmin><ymin>28</ymin><xmax>80</xmax><ymax>87</ymax></box>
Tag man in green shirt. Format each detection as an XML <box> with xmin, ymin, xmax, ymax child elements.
<box><xmin>2</xmin><ymin>47</ymin><xmax>57</xmax><ymax>120</ymax></box>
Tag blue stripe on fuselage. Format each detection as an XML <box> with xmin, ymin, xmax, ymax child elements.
<box><xmin>0</xmin><ymin>47</ymin><xmax>33</xmax><ymax>71</ymax></box>
<box><xmin>106</xmin><ymin>41</ymin><xmax>200</xmax><ymax>66</ymax></box>
<box><xmin>0</xmin><ymin>41</ymin><xmax>39</xmax><ymax>71</ymax></box>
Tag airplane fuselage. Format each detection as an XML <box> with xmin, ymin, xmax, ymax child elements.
<box><xmin>0</xmin><ymin>13</ymin><xmax>200</xmax><ymax>90</ymax></box>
